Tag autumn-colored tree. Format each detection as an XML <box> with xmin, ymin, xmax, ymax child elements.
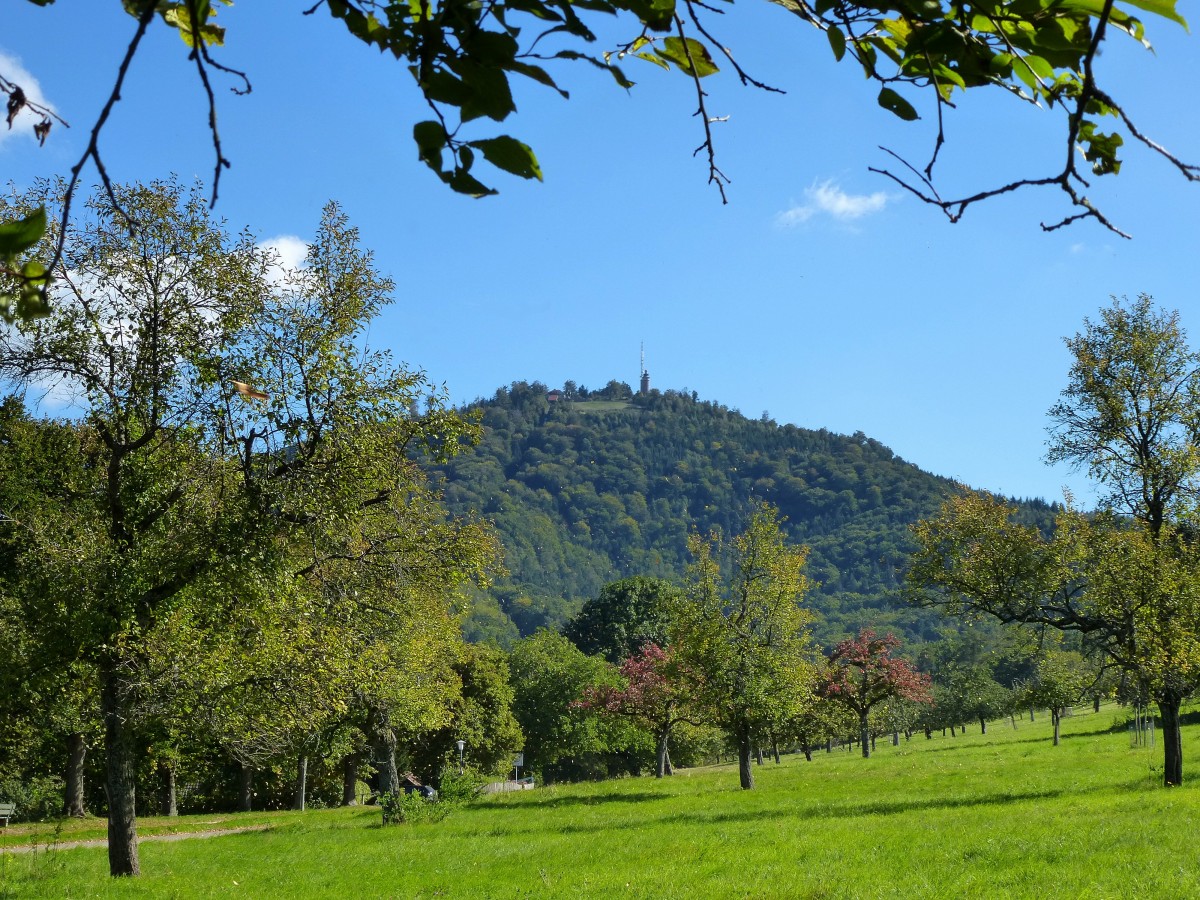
<box><xmin>818</xmin><ymin>629</ymin><xmax>931</xmax><ymax>758</ymax></box>
<box><xmin>578</xmin><ymin>643</ymin><xmax>701</xmax><ymax>778</ymax></box>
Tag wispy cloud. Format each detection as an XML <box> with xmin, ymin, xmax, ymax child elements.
<box><xmin>776</xmin><ymin>180</ymin><xmax>890</xmax><ymax>227</ymax></box>
<box><xmin>0</xmin><ymin>51</ymin><xmax>54</xmax><ymax>147</ymax></box>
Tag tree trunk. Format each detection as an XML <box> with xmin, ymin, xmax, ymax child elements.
<box><xmin>949</xmin><ymin>724</ymin><xmax>955</xmax><ymax>737</ymax></box>
<box><xmin>892</xmin><ymin>731</ymin><xmax>900</xmax><ymax>747</ymax></box>
<box><xmin>664</xmin><ymin>747</ymin><xmax>673</xmax><ymax>776</ymax></box>
<box><xmin>100</xmin><ymin>666</ymin><xmax>139</xmax><ymax>877</ymax></box>
<box><xmin>924</xmin><ymin>726</ymin><xmax>932</xmax><ymax>740</ymax></box>
<box><xmin>372</xmin><ymin>724</ymin><xmax>399</xmax><ymax>796</ymax></box>
<box><xmin>655</xmin><ymin>730</ymin><xmax>670</xmax><ymax>778</ymax></box>
<box><xmin>1158</xmin><ymin>692</ymin><xmax>1183</xmax><ymax>786</ymax></box>
<box><xmin>159</xmin><ymin>764</ymin><xmax>177</xmax><ymax>817</ymax></box>
<box><xmin>293</xmin><ymin>754</ymin><xmax>308</xmax><ymax>811</ymax></box>
<box><xmin>755</xmin><ymin>746</ymin><xmax>764</xmax><ymax>766</ymax></box>
<box><xmin>772</xmin><ymin>738</ymin><xmax>781</xmax><ymax>764</ymax></box>
<box><xmin>1051</xmin><ymin>708</ymin><xmax>1061</xmax><ymax>747</ymax></box>
<box><xmin>859</xmin><ymin>711</ymin><xmax>870</xmax><ymax>759</ymax></box>
<box><xmin>736</xmin><ymin>724</ymin><xmax>755</xmax><ymax>790</ymax></box>
<box><xmin>63</xmin><ymin>732</ymin><xmax>88</xmax><ymax>818</ymax></box>
<box><xmin>979</xmin><ymin>717</ymin><xmax>987</xmax><ymax>734</ymax></box>
<box><xmin>238</xmin><ymin>763</ymin><xmax>254</xmax><ymax>812</ymax></box>
<box><xmin>1029</xmin><ymin>706</ymin><xmax>1035</xmax><ymax>722</ymax></box>
<box><xmin>341</xmin><ymin>753</ymin><xmax>361</xmax><ymax>806</ymax></box>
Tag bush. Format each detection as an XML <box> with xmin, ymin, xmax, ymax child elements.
<box><xmin>0</xmin><ymin>775</ymin><xmax>65</xmax><ymax>822</ymax></box>
<box><xmin>379</xmin><ymin>790</ymin><xmax>448</xmax><ymax>826</ymax></box>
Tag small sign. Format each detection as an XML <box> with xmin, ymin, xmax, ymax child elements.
<box><xmin>512</xmin><ymin>753</ymin><xmax>524</xmax><ymax>768</ymax></box>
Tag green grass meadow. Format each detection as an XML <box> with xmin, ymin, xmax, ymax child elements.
<box><xmin>4</xmin><ymin>704</ymin><xmax>1199</xmax><ymax>898</ymax></box>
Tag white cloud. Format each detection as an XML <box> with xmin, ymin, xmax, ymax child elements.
<box><xmin>776</xmin><ymin>180</ymin><xmax>890</xmax><ymax>226</ymax></box>
<box><xmin>259</xmin><ymin>235</ymin><xmax>308</xmax><ymax>285</ymax></box>
<box><xmin>0</xmin><ymin>51</ymin><xmax>55</xmax><ymax>147</ymax></box>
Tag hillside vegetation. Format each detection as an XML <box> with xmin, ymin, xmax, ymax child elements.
<box><xmin>433</xmin><ymin>381</ymin><xmax>1057</xmax><ymax>646</ymax></box>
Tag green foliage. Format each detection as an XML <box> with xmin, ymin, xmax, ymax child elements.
<box><xmin>127</xmin><ymin>0</ymin><xmax>1200</xmax><ymax>199</ymax></box>
<box><xmin>673</xmin><ymin>504</ymin><xmax>817</xmax><ymax>786</ymax></box>
<box><xmin>507</xmin><ymin>630</ymin><xmax>643</xmax><ymax>781</ymax></box>
<box><xmin>0</xmin><ymin>206</ymin><xmax>51</xmax><ymax>322</ymax></box>
<box><xmin>402</xmin><ymin>643</ymin><xmax>524</xmax><ymax>781</ymax></box>
<box><xmin>379</xmin><ymin>789</ymin><xmax>448</xmax><ymax>825</ymax></box>
<box><xmin>562</xmin><ymin>576</ymin><xmax>681</xmax><ymax>664</ymax></box>
<box><xmin>911</xmin><ymin>296</ymin><xmax>1200</xmax><ymax>784</ymax></box>
<box><xmin>0</xmin><ymin>179</ymin><xmax>499</xmax><ymax>873</ymax></box>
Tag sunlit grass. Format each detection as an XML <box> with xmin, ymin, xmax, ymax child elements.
<box><xmin>3</xmin><ymin>703</ymin><xmax>1198</xmax><ymax>898</ymax></box>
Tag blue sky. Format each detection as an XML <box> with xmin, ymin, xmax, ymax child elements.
<box><xmin>4</xmin><ymin>2</ymin><xmax>1199</xmax><ymax>505</ymax></box>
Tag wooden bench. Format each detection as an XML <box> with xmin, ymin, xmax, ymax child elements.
<box><xmin>0</xmin><ymin>802</ymin><xmax>14</xmax><ymax>827</ymax></box>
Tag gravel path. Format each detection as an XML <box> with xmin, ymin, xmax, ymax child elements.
<box><xmin>0</xmin><ymin>824</ymin><xmax>271</xmax><ymax>854</ymax></box>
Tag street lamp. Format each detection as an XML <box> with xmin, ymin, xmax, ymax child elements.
<box><xmin>455</xmin><ymin>740</ymin><xmax>465</xmax><ymax>775</ymax></box>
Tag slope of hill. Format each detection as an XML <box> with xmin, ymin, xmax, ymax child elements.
<box><xmin>430</xmin><ymin>381</ymin><xmax>1057</xmax><ymax>646</ymax></box>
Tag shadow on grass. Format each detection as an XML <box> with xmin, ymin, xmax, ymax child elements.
<box><xmin>479</xmin><ymin>785</ymin><xmax>1077</xmax><ymax>839</ymax></box>
<box><xmin>497</xmin><ymin>791</ymin><xmax>671</xmax><ymax>810</ymax></box>
<box><xmin>900</xmin><ymin>724</ymin><xmax>1121</xmax><ymax>754</ymax></box>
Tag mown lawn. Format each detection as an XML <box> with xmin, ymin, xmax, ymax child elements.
<box><xmin>3</xmin><ymin>704</ymin><xmax>1198</xmax><ymax>898</ymax></box>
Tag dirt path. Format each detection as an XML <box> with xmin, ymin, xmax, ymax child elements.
<box><xmin>0</xmin><ymin>824</ymin><xmax>271</xmax><ymax>854</ymax></box>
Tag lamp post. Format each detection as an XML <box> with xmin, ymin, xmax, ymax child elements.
<box><xmin>455</xmin><ymin>740</ymin><xmax>465</xmax><ymax>775</ymax></box>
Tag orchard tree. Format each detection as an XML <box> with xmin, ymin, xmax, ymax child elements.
<box><xmin>0</xmin><ymin>0</ymin><xmax>1197</xmax><ymax>319</ymax></box>
<box><xmin>578</xmin><ymin>643</ymin><xmax>701</xmax><ymax>778</ymax></box>
<box><xmin>910</xmin><ymin>494</ymin><xmax>1200</xmax><ymax>784</ymax></box>
<box><xmin>911</xmin><ymin>296</ymin><xmax>1200</xmax><ymax>786</ymax></box>
<box><xmin>0</xmin><ymin>180</ymin><xmax>492</xmax><ymax>875</ymax></box>
<box><xmin>673</xmin><ymin>503</ymin><xmax>816</xmax><ymax>789</ymax></box>
<box><xmin>1022</xmin><ymin>648</ymin><xmax>1090</xmax><ymax>746</ymax></box>
<box><xmin>818</xmin><ymin>629</ymin><xmax>931</xmax><ymax>758</ymax></box>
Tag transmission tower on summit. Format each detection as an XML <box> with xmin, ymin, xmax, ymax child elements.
<box><xmin>640</xmin><ymin>342</ymin><xmax>650</xmax><ymax>395</ymax></box>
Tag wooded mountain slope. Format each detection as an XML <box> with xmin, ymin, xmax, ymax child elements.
<box><xmin>430</xmin><ymin>382</ymin><xmax>1056</xmax><ymax>646</ymax></box>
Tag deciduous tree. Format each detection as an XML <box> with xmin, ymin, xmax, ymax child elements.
<box><xmin>0</xmin><ymin>180</ymin><xmax>492</xmax><ymax>874</ymax></box>
<box><xmin>818</xmin><ymin>629</ymin><xmax>931</xmax><ymax>758</ymax></box>
<box><xmin>673</xmin><ymin>503</ymin><xmax>816</xmax><ymax>789</ymax></box>
<box><xmin>578</xmin><ymin>643</ymin><xmax>701</xmax><ymax>777</ymax></box>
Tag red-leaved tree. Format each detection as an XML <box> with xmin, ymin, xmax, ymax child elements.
<box><xmin>577</xmin><ymin>644</ymin><xmax>699</xmax><ymax>778</ymax></box>
<box><xmin>819</xmin><ymin>629</ymin><xmax>932</xmax><ymax>758</ymax></box>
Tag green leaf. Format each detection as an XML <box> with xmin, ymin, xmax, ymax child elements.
<box><xmin>877</xmin><ymin>88</ymin><xmax>919</xmax><ymax>121</ymax></box>
<box><xmin>442</xmin><ymin>168</ymin><xmax>499</xmax><ymax>198</ymax></box>
<box><xmin>413</xmin><ymin>121</ymin><xmax>445</xmax><ymax>172</ymax></box>
<box><xmin>827</xmin><ymin>25</ymin><xmax>847</xmax><ymax>62</ymax></box>
<box><xmin>636</xmin><ymin>52</ymin><xmax>671</xmax><ymax>71</ymax></box>
<box><xmin>654</xmin><ymin>37</ymin><xmax>719</xmax><ymax>77</ymax></box>
<box><xmin>1118</xmin><ymin>0</ymin><xmax>1186</xmax><ymax>28</ymax></box>
<box><xmin>0</xmin><ymin>207</ymin><xmax>47</xmax><ymax>257</ymax></box>
<box><xmin>468</xmin><ymin>136</ymin><xmax>543</xmax><ymax>181</ymax></box>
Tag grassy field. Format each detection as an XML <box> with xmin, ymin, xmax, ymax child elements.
<box><xmin>569</xmin><ymin>400</ymin><xmax>633</xmax><ymax>413</ymax></box>
<box><xmin>3</xmin><ymin>703</ymin><xmax>1199</xmax><ymax>898</ymax></box>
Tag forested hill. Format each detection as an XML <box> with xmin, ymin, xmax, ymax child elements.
<box><xmin>430</xmin><ymin>381</ymin><xmax>1057</xmax><ymax>647</ymax></box>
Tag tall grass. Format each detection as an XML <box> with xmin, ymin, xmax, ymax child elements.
<box><xmin>3</xmin><ymin>703</ymin><xmax>1198</xmax><ymax>898</ymax></box>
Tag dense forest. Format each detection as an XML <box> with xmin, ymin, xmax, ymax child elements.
<box><xmin>429</xmin><ymin>381</ymin><xmax>1058</xmax><ymax>647</ymax></box>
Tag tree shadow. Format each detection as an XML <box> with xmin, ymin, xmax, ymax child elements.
<box><xmin>496</xmin><ymin>791</ymin><xmax>670</xmax><ymax>811</ymax></box>
<box><xmin>483</xmin><ymin>785</ymin><xmax>1075</xmax><ymax>839</ymax></box>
